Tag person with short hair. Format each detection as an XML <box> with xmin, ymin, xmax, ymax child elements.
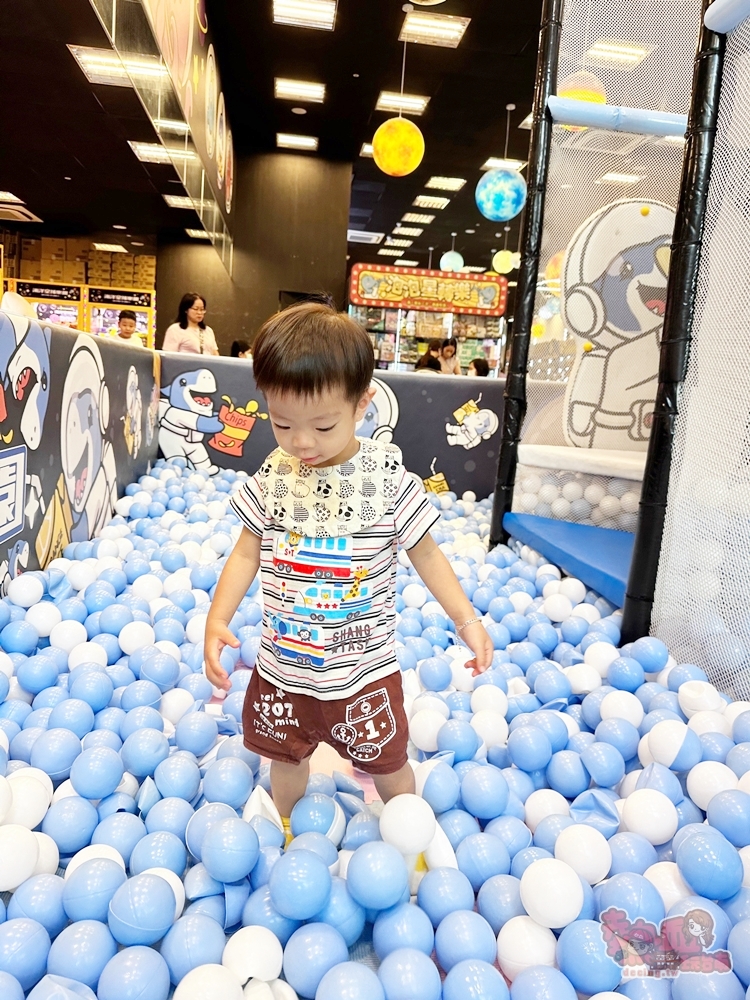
<box><xmin>162</xmin><ymin>293</ymin><xmax>219</xmax><ymax>354</ymax></box>
<box><xmin>468</xmin><ymin>357</ymin><xmax>489</xmax><ymax>377</ymax></box>
<box><xmin>115</xmin><ymin>310</ymin><xmax>144</xmax><ymax>345</ymax></box>
<box><xmin>231</xmin><ymin>339</ymin><xmax>252</xmax><ymax>358</ymax></box>
<box><xmin>204</xmin><ymin>302</ymin><xmax>492</xmax><ymax>835</ymax></box>
<box><xmin>439</xmin><ymin>338</ymin><xmax>462</xmax><ymax>375</ymax></box>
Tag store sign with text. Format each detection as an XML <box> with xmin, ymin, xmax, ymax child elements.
<box><xmin>349</xmin><ymin>263</ymin><xmax>508</xmax><ymax>316</ymax></box>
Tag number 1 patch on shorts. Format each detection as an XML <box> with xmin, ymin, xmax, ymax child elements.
<box><xmin>331</xmin><ymin>687</ymin><xmax>396</xmax><ymax>763</ymax></box>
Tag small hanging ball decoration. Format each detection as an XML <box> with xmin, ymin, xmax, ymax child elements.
<box><xmin>372</xmin><ymin>117</ymin><xmax>425</xmax><ymax>178</ymax></box>
<box><xmin>583</xmin><ymin>341</ymin><xmax>594</xmax><ymax>352</ymax></box>
<box><xmin>641</xmin><ymin>205</ymin><xmax>651</xmax><ymax>216</ymax></box>
<box><xmin>557</xmin><ymin>71</ymin><xmax>607</xmax><ymax>131</ymax></box>
<box><xmin>492</xmin><ymin>250</ymin><xmax>515</xmax><ymax>275</ymax></box>
<box><xmin>475</xmin><ymin>168</ymin><xmax>527</xmax><ymax>223</ymax></box>
<box><xmin>531</xmin><ymin>322</ymin><xmax>546</xmax><ymax>339</ymax></box>
<box><xmin>511</xmin><ymin>251</ymin><xmax>521</xmax><ymax>269</ymax></box>
<box><xmin>440</xmin><ymin>250</ymin><xmax>465</xmax><ymax>272</ymax></box>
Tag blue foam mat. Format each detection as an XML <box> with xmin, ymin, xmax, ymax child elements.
<box><xmin>502</xmin><ymin>513</ymin><xmax>635</xmax><ymax>608</ymax></box>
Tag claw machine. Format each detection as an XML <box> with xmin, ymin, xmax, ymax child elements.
<box><xmin>84</xmin><ymin>286</ymin><xmax>156</xmax><ymax>349</ymax></box>
<box><xmin>4</xmin><ymin>279</ymin><xmax>85</xmax><ymax>328</ymax></box>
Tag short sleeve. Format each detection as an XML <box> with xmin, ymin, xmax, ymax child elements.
<box><xmin>161</xmin><ymin>325</ymin><xmax>181</xmax><ymax>352</ymax></box>
<box><xmin>229</xmin><ymin>475</ymin><xmax>267</xmax><ymax>537</ymax></box>
<box><xmin>392</xmin><ymin>470</ymin><xmax>441</xmax><ymax>550</ymax></box>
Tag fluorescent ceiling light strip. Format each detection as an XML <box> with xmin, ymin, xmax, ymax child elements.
<box><xmin>360</xmin><ymin>143</ymin><xmax>374</xmax><ymax>157</ymax></box>
<box><xmin>273</xmin><ymin>0</ymin><xmax>336</xmax><ymax>30</ymax></box>
<box><xmin>378</xmin><ymin>248</ymin><xmax>405</xmax><ymax>256</ymax></box>
<box><xmin>154</xmin><ymin>118</ymin><xmax>190</xmax><ymax>134</ymax></box>
<box><xmin>276</xmin><ymin>133</ymin><xmax>319</xmax><ymax>150</ymax></box>
<box><xmin>397</xmin><ymin>260</ymin><xmax>419</xmax><ymax>267</ymax></box>
<box><xmin>425</xmin><ymin>176</ymin><xmax>466</xmax><ymax>191</ymax></box>
<box><xmin>93</xmin><ymin>243</ymin><xmax>127</xmax><ymax>252</ymax></box>
<box><xmin>68</xmin><ymin>45</ymin><xmax>168</xmax><ymax>86</ymax></box>
<box><xmin>129</xmin><ymin>141</ymin><xmax>196</xmax><ymax>163</ymax></box>
<box><xmin>376</xmin><ymin>91</ymin><xmax>430</xmax><ymax>115</ymax></box>
<box><xmin>413</xmin><ymin>195</ymin><xmax>450</xmax><ymax>209</ymax></box>
<box><xmin>393</xmin><ymin>226</ymin><xmax>423</xmax><ymax>237</ymax></box>
<box><xmin>399</xmin><ymin>11</ymin><xmax>470</xmax><ymax>48</ymax></box>
<box><xmin>274</xmin><ymin>78</ymin><xmax>325</xmax><ymax>102</ymax></box>
<box><xmin>186</xmin><ymin>229</ymin><xmax>211</xmax><ymax>239</ymax></box>
<box><xmin>402</xmin><ymin>212</ymin><xmax>435</xmax><ymax>224</ymax></box>
<box><xmin>0</xmin><ymin>191</ymin><xmax>23</xmax><ymax>204</ymax></box>
<box><xmin>482</xmin><ymin>157</ymin><xmax>527</xmax><ymax>171</ymax></box>
<box><xmin>385</xmin><ymin>237</ymin><xmax>413</xmax><ymax>247</ymax></box>
<box><xmin>163</xmin><ymin>195</ymin><xmax>195</xmax><ymax>209</ymax></box>
<box><xmin>463</xmin><ymin>266</ymin><xmax>487</xmax><ymax>272</ymax></box>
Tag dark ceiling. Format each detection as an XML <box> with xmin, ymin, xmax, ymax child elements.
<box><xmin>0</xmin><ymin>0</ymin><xmax>542</xmax><ymax>269</ymax></box>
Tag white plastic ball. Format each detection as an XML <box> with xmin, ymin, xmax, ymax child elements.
<box><xmin>573</xmin><ymin>603</ymin><xmax>601</xmax><ymax>624</ymax></box>
<box><xmin>4</xmin><ymin>774</ymin><xmax>50</xmax><ymax>829</ymax></box>
<box><xmin>7</xmin><ymin>574</ymin><xmax>43</xmax><ymax>608</ymax></box>
<box><xmin>380</xmin><ymin>793</ymin><xmax>436</xmax><ymax>855</ymax></box>
<box><xmin>49</xmin><ymin>619</ymin><xmax>88</xmax><ymax>653</ymax></box>
<box><xmin>0</xmin><ymin>825</ymin><xmax>40</xmax><ymax>890</ymax></box>
<box><xmin>554</xmin><ymin>824</ymin><xmax>612</xmax><ymax>884</ymax></box>
<box><xmin>119</xmin><ymin>621</ymin><xmax>156</xmax><ymax>655</ymax></box>
<box><xmin>524</xmin><ymin>789</ymin><xmax>570</xmax><ymax>834</ymax></box>
<box><xmin>600</xmin><ymin>690</ymin><xmax>644</xmax><ymax>728</ymax></box>
<box><xmin>561</xmin><ymin>482</ymin><xmax>584</xmax><ymax>502</ymax></box>
<box><xmin>620</xmin><ymin>492</ymin><xmax>640</xmax><ymax>514</ymax></box>
<box><xmin>725</xmin><ymin>701</ymin><xmax>750</xmax><ymax>727</ymax></box>
<box><xmin>185</xmin><ymin>614</ymin><xmax>208</xmax><ymax>645</ymax></box>
<box><xmin>69</xmin><ymin>642</ymin><xmax>108</xmax><ymax>670</ymax></box>
<box><xmin>470</xmin><ymin>710</ymin><xmax>509</xmax><ymax>749</ymax></box>
<box><xmin>115</xmin><ymin>497</ymin><xmax>134</xmax><ymax>516</ymax></box>
<box><xmin>32</xmin><ymin>832</ymin><xmax>60</xmax><ymax>876</ymax></box>
<box><xmin>520</xmin><ymin>475</ymin><xmax>542</xmax><ymax>494</ymax></box>
<box><xmin>687</xmin><ymin>711</ymin><xmax>731</xmax><ymax>737</ymax></box>
<box><xmin>409</xmin><ymin>694</ymin><xmax>450</xmax><ymax>720</ymax></box>
<box><xmin>509</xmin><ymin>591</ymin><xmax>534</xmax><ymax>614</ymax></box>
<box><xmin>542</xmin><ymin>581</ymin><xmax>561</xmax><ymax>598</ymax></box>
<box><xmin>409</xmin><ymin>710</ymin><xmax>447</xmax><ymax>752</ymax></box>
<box><xmin>64</xmin><ymin>844</ymin><xmax>126</xmax><ymax>879</ymax></box>
<box><xmin>644</xmin><ymin>862</ymin><xmax>693</xmax><ymax>911</ymax></box>
<box><xmin>462</xmin><ymin>491</ymin><xmax>477</xmax><ymax>502</ymax></box>
<box><xmin>622</xmin><ymin>789</ymin><xmax>678</xmax><ymax>845</ymax></box>
<box><xmin>543</xmin><ymin>594</ymin><xmax>573</xmax><ymax>623</ymax></box>
<box><xmin>174</xmin><ymin>965</ymin><xmax>243</xmax><ymax>1000</ymax></box>
<box><xmin>686</xmin><ymin>761</ymin><xmax>738</xmax><ymax>811</ymax></box>
<box><xmin>402</xmin><ymin>584</ymin><xmax>427</xmax><ymax>609</ymax></box>
<box><xmin>470</xmin><ymin>686</ymin><xmax>508</xmax><ymax>717</ymax></box>
<box><xmin>24</xmin><ymin>602</ymin><xmax>62</xmax><ymax>637</ymax></box>
<box><xmin>584</xmin><ymin>641</ymin><xmax>619</xmax><ymax>677</ymax></box>
<box><xmin>678</xmin><ymin>680</ymin><xmax>724</xmax><ymax>718</ymax></box>
<box><xmin>564</xmin><ymin>663</ymin><xmax>602</xmax><ymax>695</ymax></box>
<box><xmin>67</xmin><ymin>563</ymin><xmax>98</xmax><ymax>592</ymax></box>
<box><xmin>520</xmin><ymin>858</ymin><xmax>584</xmax><ymax>927</ymax></box>
<box><xmin>223</xmin><ymin>926</ymin><xmax>283</xmax><ymax>984</ymax></box>
<box><xmin>584</xmin><ymin>484</ymin><xmax>606</xmax><ymax>505</ymax></box>
<box><xmin>160</xmin><ymin>689</ymin><xmax>196</xmax><ymax>725</ymax></box>
<box><xmin>538</xmin><ymin>484</ymin><xmax>559</xmax><ymax>504</ymax></box>
<box><xmin>638</xmin><ymin>733</ymin><xmax>655</xmax><ymax>767</ymax></box>
<box><xmin>558</xmin><ymin>578</ymin><xmax>586</xmax><ymax>605</ymax></box>
<box><xmin>550</xmin><ymin>498</ymin><xmax>571</xmax><ymax>519</ymax></box>
<box><xmin>496</xmin><ymin>916</ymin><xmax>557</xmax><ymax>981</ymax></box>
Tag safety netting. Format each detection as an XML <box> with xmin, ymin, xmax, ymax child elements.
<box><xmin>651</xmin><ymin>17</ymin><xmax>750</xmax><ymax>698</ymax></box>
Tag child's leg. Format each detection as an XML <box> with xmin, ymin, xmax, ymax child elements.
<box><xmin>270</xmin><ymin>757</ymin><xmax>311</xmax><ymax>819</ymax></box>
<box><xmin>373</xmin><ymin>762</ymin><xmax>415</xmax><ymax>802</ymax></box>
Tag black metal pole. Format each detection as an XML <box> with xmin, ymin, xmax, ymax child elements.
<box><xmin>490</xmin><ymin>0</ymin><xmax>563</xmax><ymax>547</ymax></box>
<box><xmin>620</xmin><ymin>4</ymin><xmax>725</xmax><ymax>643</ymax></box>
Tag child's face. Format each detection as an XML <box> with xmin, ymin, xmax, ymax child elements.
<box><xmin>266</xmin><ymin>385</ymin><xmax>374</xmax><ymax>467</ymax></box>
<box><xmin>118</xmin><ymin>319</ymin><xmax>137</xmax><ymax>338</ymax></box>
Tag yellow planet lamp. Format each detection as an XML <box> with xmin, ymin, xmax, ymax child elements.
<box><xmin>372</xmin><ymin>117</ymin><xmax>425</xmax><ymax>178</ymax></box>
<box><xmin>492</xmin><ymin>250</ymin><xmax>515</xmax><ymax>275</ymax></box>
<box><xmin>557</xmin><ymin>71</ymin><xmax>606</xmax><ymax>131</ymax></box>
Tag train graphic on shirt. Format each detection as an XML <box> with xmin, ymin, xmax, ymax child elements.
<box><xmin>293</xmin><ymin>576</ymin><xmax>372</xmax><ymax>623</ymax></box>
<box><xmin>273</xmin><ymin>531</ymin><xmax>353</xmax><ymax>579</ymax></box>
<box><xmin>269</xmin><ymin>615</ymin><xmax>326</xmax><ymax>668</ymax></box>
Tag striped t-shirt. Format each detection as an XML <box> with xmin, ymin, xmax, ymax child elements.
<box><xmin>230</xmin><ymin>440</ymin><xmax>440</xmax><ymax>700</ymax></box>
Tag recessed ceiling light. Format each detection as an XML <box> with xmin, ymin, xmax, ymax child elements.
<box><xmin>425</xmin><ymin>176</ymin><xmax>466</xmax><ymax>191</ymax></box>
<box><xmin>402</xmin><ymin>212</ymin><xmax>435</xmax><ymax>224</ymax></box>
<box><xmin>68</xmin><ymin>45</ymin><xmax>167</xmax><ymax>86</ymax></box>
<box><xmin>93</xmin><ymin>242</ymin><xmax>128</xmax><ymax>252</ymax></box>
<box><xmin>585</xmin><ymin>39</ymin><xmax>654</xmax><ymax>68</ymax></box>
<box><xmin>128</xmin><ymin>141</ymin><xmax>196</xmax><ymax>164</ymax></box>
<box><xmin>274</xmin><ymin>78</ymin><xmax>326</xmax><ymax>102</ymax></box>
<box><xmin>378</xmin><ymin>248</ymin><xmax>405</xmax><ymax>257</ymax></box>
<box><xmin>291</xmin><ymin>107</ymin><xmax>307</xmax><ymax>115</ymax></box>
<box><xmin>393</xmin><ymin>226</ymin><xmax>423</xmax><ymax>237</ymax></box>
<box><xmin>273</xmin><ymin>0</ymin><xmax>337</xmax><ymax>30</ymax></box>
<box><xmin>376</xmin><ymin>91</ymin><xmax>430</xmax><ymax>115</ymax></box>
<box><xmin>154</xmin><ymin>118</ymin><xmax>190</xmax><ymax>134</ymax></box>
<box><xmin>413</xmin><ymin>195</ymin><xmax>450</xmax><ymax>210</ymax></box>
<box><xmin>397</xmin><ymin>260</ymin><xmax>419</xmax><ymax>267</ymax></box>
<box><xmin>399</xmin><ymin>10</ymin><xmax>470</xmax><ymax>47</ymax></box>
<box><xmin>463</xmin><ymin>265</ymin><xmax>486</xmax><ymax>272</ymax></box>
<box><xmin>596</xmin><ymin>171</ymin><xmax>641</xmax><ymax>185</ymax></box>
<box><xmin>163</xmin><ymin>194</ymin><xmax>195</xmax><ymax>209</ymax></box>
<box><xmin>131</xmin><ymin>241</ymin><xmax>145</xmax><ymax>246</ymax></box>
<box><xmin>482</xmin><ymin>157</ymin><xmax>527</xmax><ymax>172</ymax></box>
<box><xmin>186</xmin><ymin>229</ymin><xmax>211</xmax><ymax>239</ymax></box>
<box><xmin>0</xmin><ymin>191</ymin><xmax>23</xmax><ymax>204</ymax></box>
<box><xmin>465</xmin><ymin>229</ymin><xmax>475</xmax><ymax>234</ymax></box>
<box><xmin>360</xmin><ymin>142</ymin><xmax>374</xmax><ymax>157</ymax></box>
<box><xmin>519</xmin><ymin>113</ymin><xmax>533</xmax><ymax>130</ymax></box>
<box><xmin>385</xmin><ymin>237</ymin><xmax>413</xmax><ymax>247</ymax></box>
<box><xmin>277</xmin><ymin>133</ymin><xmax>319</xmax><ymax>150</ymax></box>
<box><xmin>347</xmin><ymin>230</ymin><xmax>385</xmax><ymax>244</ymax></box>
<box><xmin>112</xmin><ymin>224</ymin><xmax>127</xmax><ymax>230</ymax></box>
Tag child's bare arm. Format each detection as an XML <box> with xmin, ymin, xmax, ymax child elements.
<box><xmin>407</xmin><ymin>533</ymin><xmax>494</xmax><ymax>673</ymax></box>
<box><xmin>205</xmin><ymin>527</ymin><xmax>261</xmax><ymax>690</ymax></box>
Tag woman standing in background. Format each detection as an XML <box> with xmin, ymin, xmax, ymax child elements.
<box><xmin>162</xmin><ymin>293</ymin><xmax>219</xmax><ymax>355</ymax></box>
<box><xmin>439</xmin><ymin>338</ymin><xmax>462</xmax><ymax>375</ymax></box>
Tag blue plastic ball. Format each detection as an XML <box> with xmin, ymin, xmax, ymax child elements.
<box><xmin>97</xmin><ymin>945</ymin><xmax>170</xmax><ymax>1000</ymax></box>
<box><xmin>7</xmin><ymin>875</ymin><xmax>67</xmax><ymax>938</ymax></box>
<box><xmin>377</xmin><ymin>947</ymin><xmax>442</xmax><ymax>1000</ymax></box>
<box><xmin>175</xmin><ymin>712</ymin><xmax>218</xmax><ymax>756</ymax></box>
<box><xmin>456</xmin><ymin>833</ymin><xmax>511</xmax><ymax>891</ymax></box>
<box><xmin>268</xmin><ymin>848</ymin><xmax>332</xmax><ymax>920</ymax></box>
<box><xmin>508</xmin><ymin>725</ymin><xmax>552</xmax><ymax>772</ymax></box>
<box><xmin>282</xmin><ymin>922</ymin><xmax>349</xmax><ymax>999</ymax></box>
<box><xmin>201</xmin><ymin>817</ymin><xmax>259</xmax><ymax>883</ymax></box>
<box><xmin>460</xmin><ymin>764</ymin><xmax>509</xmax><ymax>819</ymax></box>
<box><xmin>510</xmin><ymin>966</ymin><xmax>576</xmax><ymax>1000</ymax></box>
<box><xmin>557</xmin><ymin>918</ymin><xmax>622</xmax><ymax>994</ymax></box>
<box><xmin>416</xmin><ymin>867</ymin><xmax>475</xmax><ymax>928</ymax></box>
<box><xmin>62</xmin><ymin>859</ymin><xmax>127</xmax><ymax>923</ymax></box>
<box><xmin>92</xmin><ymin>813</ymin><xmax>148</xmax><ymax>867</ymax></box>
<box><xmin>121</xmin><ymin>728</ymin><xmax>169</xmax><ymax>779</ymax></box>
<box><xmin>41</xmin><ymin>796</ymin><xmax>99</xmax><ymax>855</ymax></box>
<box><xmin>46</xmin><ymin>918</ymin><xmax>117</xmax><ymax>989</ymax></box>
<box><xmin>676</xmin><ymin>829</ymin><xmax>744</xmax><ymax>900</ymax></box>
<box><xmin>476</xmin><ymin>874</ymin><xmax>525</xmax><ymax>935</ymax></box>
<box><xmin>108</xmin><ymin>873</ymin><xmax>176</xmax><ymax>945</ymax></box>
<box><xmin>159</xmin><ymin>913</ymin><xmax>226</xmax><ymax>985</ymax></box>
<box><xmin>0</xmin><ymin>918</ymin><xmax>51</xmax><ymax>991</ymax></box>
<box><xmin>154</xmin><ymin>753</ymin><xmax>201</xmax><ymax>801</ymax></box>
<box><xmin>241</xmin><ymin>885</ymin><xmax>300</xmax><ymax>946</ymax></box>
<box><xmin>435</xmin><ymin>909</ymin><xmax>497</xmax><ymax>972</ymax></box>
<box><xmin>317</xmin><ymin>962</ymin><xmax>385</xmax><ymax>1000</ymax></box>
<box><xmin>347</xmin><ymin>842</ymin><xmax>408</xmax><ymax>911</ymax></box>
<box><xmin>69</xmin><ymin>746</ymin><xmax>124</xmax><ymax>799</ymax></box>
<box><xmin>373</xmin><ymin>901</ymin><xmax>434</xmax><ymax>960</ymax></box>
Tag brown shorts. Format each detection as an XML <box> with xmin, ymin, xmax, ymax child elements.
<box><xmin>241</xmin><ymin>669</ymin><xmax>408</xmax><ymax>775</ymax></box>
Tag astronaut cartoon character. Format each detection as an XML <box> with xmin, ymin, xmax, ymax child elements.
<box><xmin>446</xmin><ymin>395</ymin><xmax>499</xmax><ymax>450</ymax></box>
<box><xmin>0</xmin><ymin>310</ymin><xmax>52</xmax><ymax>452</ymax></box>
<box><xmin>60</xmin><ymin>336</ymin><xmax>117</xmax><ymax>542</ymax></box>
<box><xmin>562</xmin><ymin>199</ymin><xmax>675</xmax><ymax>451</ymax></box>
<box><xmin>356</xmin><ymin>378</ymin><xmax>400</xmax><ymax>444</ymax></box>
<box><xmin>123</xmin><ymin>366</ymin><xmax>143</xmax><ymax>459</ymax></box>
<box><xmin>158</xmin><ymin>369</ymin><xmax>224</xmax><ymax>473</ymax></box>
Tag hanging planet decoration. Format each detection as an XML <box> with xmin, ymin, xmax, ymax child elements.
<box><xmin>557</xmin><ymin>71</ymin><xmax>607</xmax><ymax>131</ymax></box>
<box><xmin>492</xmin><ymin>250</ymin><xmax>515</xmax><ymax>274</ymax></box>
<box><xmin>440</xmin><ymin>250</ymin><xmax>464</xmax><ymax>271</ymax></box>
<box><xmin>475</xmin><ymin>167</ymin><xmax>527</xmax><ymax>223</ymax></box>
<box><xmin>372</xmin><ymin>117</ymin><xmax>425</xmax><ymax>178</ymax></box>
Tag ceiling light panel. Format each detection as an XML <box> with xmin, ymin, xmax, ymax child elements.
<box><xmin>413</xmin><ymin>195</ymin><xmax>450</xmax><ymax>210</ymax></box>
<box><xmin>596</xmin><ymin>171</ymin><xmax>641</xmax><ymax>185</ymax></box>
<box><xmin>393</xmin><ymin>226</ymin><xmax>423</xmax><ymax>237</ymax></box>
<box><xmin>585</xmin><ymin>39</ymin><xmax>654</xmax><ymax>68</ymax></box>
<box><xmin>0</xmin><ymin>191</ymin><xmax>23</xmax><ymax>203</ymax></box>
<box><xmin>482</xmin><ymin>157</ymin><xmax>527</xmax><ymax>171</ymax></box>
<box><xmin>274</xmin><ymin>78</ymin><xmax>325</xmax><ymax>102</ymax></box>
<box><xmin>378</xmin><ymin>248</ymin><xmax>405</xmax><ymax>256</ymax></box>
<box><xmin>347</xmin><ymin>230</ymin><xmax>384</xmax><ymax>244</ymax></box>
<box><xmin>425</xmin><ymin>176</ymin><xmax>466</xmax><ymax>191</ymax></box>
<box><xmin>273</xmin><ymin>0</ymin><xmax>337</xmax><ymax>30</ymax></box>
<box><xmin>376</xmin><ymin>91</ymin><xmax>430</xmax><ymax>115</ymax></box>
<box><xmin>93</xmin><ymin>242</ymin><xmax>127</xmax><ymax>253</ymax></box>
<box><xmin>186</xmin><ymin>229</ymin><xmax>211</xmax><ymax>239</ymax></box>
<box><xmin>385</xmin><ymin>237</ymin><xmax>413</xmax><ymax>247</ymax></box>
<box><xmin>68</xmin><ymin>45</ymin><xmax>167</xmax><ymax>86</ymax></box>
<box><xmin>402</xmin><ymin>212</ymin><xmax>435</xmax><ymax>224</ymax></box>
<box><xmin>154</xmin><ymin>118</ymin><xmax>190</xmax><ymax>134</ymax></box>
<box><xmin>128</xmin><ymin>141</ymin><xmax>196</xmax><ymax>164</ymax></box>
<box><xmin>399</xmin><ymin>11</ymin><xmax>470</xmax><ymax>47</ymax></box>
<box><xmin>519</xmin><ymin>113</ymin><xmax>533</xmax><ymax>130</ymax></box>
<box><xmin>397</xmin><ymin>260</ymin><xmax>419</xmax><ymax>267</ymax></box>
<box><xmin>360</xmin><ymin>143</ymin><xmax>374</xmax><ymax>157</ymax></box>
<box><xmin>463</xmin><ymin>266</ymin><xmax>487</xmax><ymax>272</ymax></box>
<box><xmin>277</xmin><ymin>133</ymin><xmax>319</xmax><ymax>150</ymax></box>
<box><xmin>163</xmin><ymin>194</ymin><xmax>194</xmax><ymax>209</ymax></box>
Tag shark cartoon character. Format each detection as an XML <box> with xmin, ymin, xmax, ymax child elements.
<box><xmin>0</xmin><ymin>311</ymin><xmax>52</xmax><ymax>451</ymax></box>
<box><xmin>356</xmin><ymin>377</ymin><xmax>400</xmax><ymax>444</ymax></box>
<box><xmin>562</xmin><ymin>199</ymin><xmax>675</xmax><ymax>451</ymax></box>
<box><xmin>158</xmin><ymin>369</ymin><xmax>224</xmax><ymax>473</ymax></box>
<box><xmin>0</xmin><ymin>538</ymin><xmax>29</xmax><ymax>597</ymax></box>
<box><xmin>123</xmin><ymin>366</ymin><xmax>143</xmax><ymax>459</ymax></box>
<box><xmin>60</xmin><ymin>336</ymin><xmax>117</xmax><ymax>542</ymax></box>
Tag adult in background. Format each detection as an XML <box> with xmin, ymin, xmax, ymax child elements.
<box><xmin>414</xmin><ymin>338</ymin><xmax>442</xmax><ymax>372</ymax></box>
<box><xmin>231</xmin><ymin>339</ymin><xmax>252</xmax><ymax>358</ymax></box>
<box><xmin>439</xmin><ymin>338</ymin><xmax>462</xmax><ymax>375</ymax></box>
<box><xmin>162</xmin><ymin>293</ymin><xmax>219</xmax><ymax>355</ymax></box>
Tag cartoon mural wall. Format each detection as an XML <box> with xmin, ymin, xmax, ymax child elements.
<box><xmin>0</xmin><ymin>312</ymin><xmax>159</xmax><ymax>594</ymax></box>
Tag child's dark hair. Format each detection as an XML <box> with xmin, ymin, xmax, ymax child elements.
<box><xmin>119</xmin><ymin>309</ymin><xmax>137</xmax><ymax>323</ymax></box>
<box><xmin>470</xmin><ymin>357</ymin><xmax>490</xmax><ymax>376</ymax></box>
<box><xmin>252</xmin><ymin>302</ymin><xmax>374</xmax><ymax>403</ymax></box>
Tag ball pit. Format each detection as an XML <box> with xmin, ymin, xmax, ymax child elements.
<box><xmin>0</xmin><ymin>460</ymin><xmax>749</xmax><ymax>998</ymax></box>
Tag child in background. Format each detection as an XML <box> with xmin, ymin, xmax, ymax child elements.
<box><xmin>116</xmin><ymin>309</ymin><xmax>143</xmax><ymax>345</ymax></box>
<box><xmin>468</xmin><ymin>357</ymin><xmax>489</xmax><ymax>377</ymax></box>
<box><xmin>204</xmin><ymin>303</ymin><xmax>493</xmax><ymax>837</ymax></box>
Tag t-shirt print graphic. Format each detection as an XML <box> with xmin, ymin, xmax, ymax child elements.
<box><xmin>331</xmin><ymin>686</ymin><xmax>396</xmax><ymax>762</ymax></box>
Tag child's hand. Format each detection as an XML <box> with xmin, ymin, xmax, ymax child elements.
<box><xmin>458</xmin><ymin>620</ymin><xmax>494</xmax><ymax>675</ymax></box>
<box><xmin>204</xmin><ymin>619</ymin><xmax>239</xmax><ymax>691</ymax></box>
